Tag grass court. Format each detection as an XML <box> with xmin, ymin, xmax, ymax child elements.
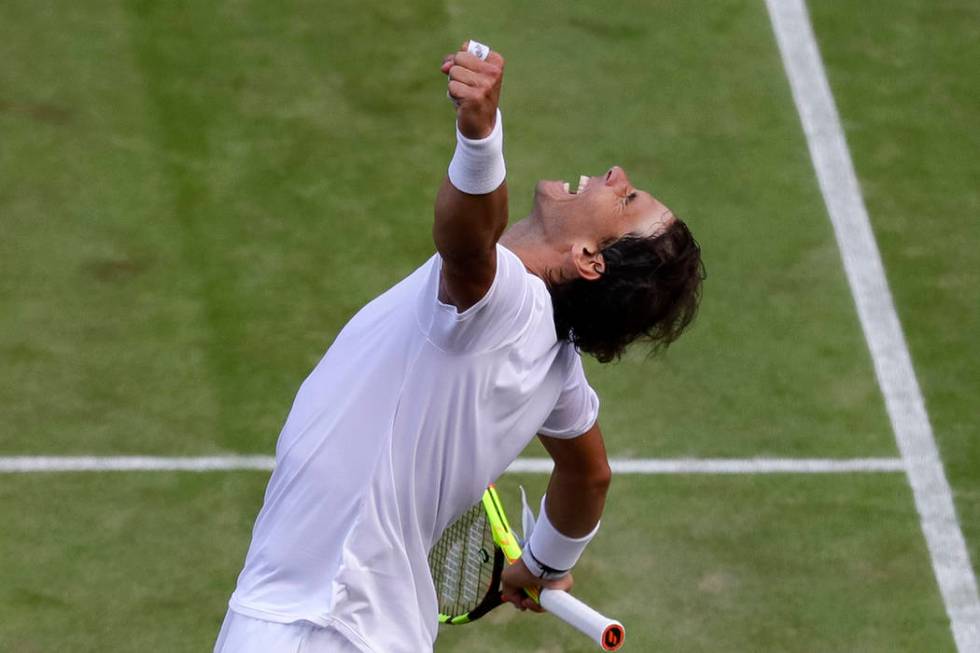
<box><xmin>1</xmin><ymin>0</ymin><xmax>977</xmax><ymax>650</ymax></box>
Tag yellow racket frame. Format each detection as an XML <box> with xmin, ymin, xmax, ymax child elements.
<box><xmin>442</xmin><ymin>486</ymin><xmax>625</xmax><ymax>651</ymax></box>
<box><xmin>483</xmin><ymin>484</ymin><xmax>541</xmax><ymax>603</ymax></box>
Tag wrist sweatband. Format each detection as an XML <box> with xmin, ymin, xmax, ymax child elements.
<box><xmin>447</xmin><ymin>108</ymin><xmax>505</xmax><ymax>195</ymax></box>
<box><xmin>522</xmin><ymin>494</ymin><xmax>600</xmax><ymax>579</ymax></box>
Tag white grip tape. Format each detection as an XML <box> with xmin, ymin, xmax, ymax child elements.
<box><xmin>466</xmin><ymin>40</ymin><xmax>490</xmax><ymax>60</ymax></box>
<box><xmin>540</xmin><ymin>589</ymin><xmax>625</xmax><ymax>651</ymax></box>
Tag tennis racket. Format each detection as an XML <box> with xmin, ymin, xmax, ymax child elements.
<box><xmin>429</xmin><ymin>484</ymin><xmax>625</xmax><ymax>651</ymax></box>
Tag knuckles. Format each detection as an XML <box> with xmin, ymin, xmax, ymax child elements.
<box><xmin>444</xmin><ymin>45</ymin><xmax>503</xmax><ymax>110</ymax></box>
<box><xmin>448</xmin><ymin>56</ymin><xmax>503</xmax><ymax>83</ymax></box>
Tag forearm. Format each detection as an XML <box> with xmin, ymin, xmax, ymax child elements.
<box><xmin>520</xmin><ymin>465</ymin><xmax>609</xmax><ymax>579</ymax></box>
<box><xmin>520</xmin><ymin>425</ymin><xmax>611</xmax><ymax>579</ymax></box>
<box><xmin>433</xmin><ymin>102</ymin><xmax>509</xmax><ymax>261</ymax></box>
<box><xmin>538</xmin><ymin>422</ymin><xmax>612</xmax><ymax>537</ymax></box>
<box><xmin>543</xmin><ymin>460</ymin><xmax>610</xmax><ymax>538</ymax></box>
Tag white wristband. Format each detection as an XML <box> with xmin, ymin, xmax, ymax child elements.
<box><xmin>522</xmin><ymin>495</ymin><xmax>600</xmax><ymax>579</ymax></box>
<box><xmin>447</xmin><ymin>108</ymin><xmax>505</xmax><ymax>195</ymax></box>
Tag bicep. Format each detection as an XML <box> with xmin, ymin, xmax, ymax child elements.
<box><xmin>437</xmin><ymin>247</ymin><xmax>497</xmax><ymax>311</ymax></box>
<box><xmin>538</xmin><ymin>421</ymin><xmax>610</xmax><ymax>481</ymax></box>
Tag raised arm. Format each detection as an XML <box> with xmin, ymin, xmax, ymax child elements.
<box><xmin>434</xmin><ymin>43</ymin><xmax>509</xmax><ymax>311</ymax></box>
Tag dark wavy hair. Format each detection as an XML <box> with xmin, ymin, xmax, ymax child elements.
<box><xmin>548</xmin><ymin>219</ymin><xmax>705</xmax><ymax>363</ymax></box>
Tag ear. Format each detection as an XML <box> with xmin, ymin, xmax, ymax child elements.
<box><xmin>571</xmin><ymin>243</ymin><xmax>605</xmax><ymax>281</ymax></box>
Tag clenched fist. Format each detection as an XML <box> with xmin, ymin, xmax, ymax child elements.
<box><xmin>441</xmin><ymin>41</ymin><xmax>505</xmax><ymax>140</ymax></box>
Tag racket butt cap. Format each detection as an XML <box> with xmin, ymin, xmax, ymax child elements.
<box><xmin>601</xmin><ymin>622</ymin><xmax>625</xmax><ymax>651</ymax></box>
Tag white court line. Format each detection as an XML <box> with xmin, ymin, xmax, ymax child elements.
<box><xmin>0</xmin><ymin>456</ymin><xmax>277</xmax><ymax>473</ymax></box>
<box><xmin>0</xmin><ymin>455</ymin><xmax>904</xmax><ymax>474</ymax></box>
<box><xmin>511</xmin><ymin>457</ymin><xmax>906</xmax><ymax>474</ymax></box>
<box><xmin>765</xmin><ymin>1</ymin><xmax>980</xmax><ymax>649</ymax></box>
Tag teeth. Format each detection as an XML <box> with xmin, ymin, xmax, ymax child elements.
<box><xmin>578</xmin><ymin>175</ymin><xmax>590</xmax><ymax>193</ymax></box>
<box><xmin>562</xmin><ymin>182</ymin><xmax>571</xmax><ymax>193</ymax></box>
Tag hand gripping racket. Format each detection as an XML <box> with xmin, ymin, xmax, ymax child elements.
<box><xmin>429</xmin><ymin>485</ymin><xmax>625</xmax><ymax>651</ymax></box>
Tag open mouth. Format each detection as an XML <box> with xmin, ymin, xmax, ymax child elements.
<box><xmin>561</xmin><ymin>175</ymin><xmax>592</xmax><ymax>195</ymax></box>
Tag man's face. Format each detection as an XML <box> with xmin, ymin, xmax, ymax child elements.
<box><xmin>531</xmin><ymin>166</ymin><xmax>675</xmax><ymax>246</ymax></box>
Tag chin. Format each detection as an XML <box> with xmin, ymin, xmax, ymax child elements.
<box><xmin>531</xmin><ymin>187</ymin><xmax>559</xmax><ymax>219</ymax></box>
<box><xmin>537</xmin><ymin>180</ymin><xmax>564</xmax><ymax>196</ymax></box>
<box><xmin>531</xmin><ymin>181</ymin><xmax>549</xmax><ymax>204</ymax></box>
<box><xmin>535</xmin><ymin>181</ymin><xmax>572</xmax><ymax>209</ymax></box>
<box><xmin>531</xmin><ymin>181</ymin><xmax>549</xmax><ymax>208</ymax></box>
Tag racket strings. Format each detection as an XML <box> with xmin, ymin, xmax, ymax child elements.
<box><xmin>429</xmin><ymin>502</ymin><xmax>496</xmax><ymax>617</ymax></box>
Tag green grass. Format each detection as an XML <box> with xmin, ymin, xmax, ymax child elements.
<box><xmin>0</xmin><ymin>0</ymin><xmax>893</xmax><ymax>457</ymax></box>
<box><xmin>0</xmin><ymin>0</ymin><xmax>976</xmax><ymax>650</ymax></box>
<box><xmin>0</xmin><ymin>473</ymin><xmax>955</xmax><ymax>652</ymax></box>
<box><xmin>438</xmin><ymin>476</ymin><xmax>954</xmax><ymax>652</ymax></box>
<box><xmin>808</xmin><ymin>0</ymin><xmax>980</xmax><ymax>582</ymax></box>
<box><xmin>0</xmin><ymin>473</ymin><xmax>262</xmax><ymax>652</ymax></box>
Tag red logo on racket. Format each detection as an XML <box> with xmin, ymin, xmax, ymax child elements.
<box><xmin>602</xmin><ymin>625</ymin><xmax>624</xmax><ymax>650</ymax></box>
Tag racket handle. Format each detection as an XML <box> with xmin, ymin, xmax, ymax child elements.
<box><xmin>539</xmin><ymin>588</ymin><xmax>625</xmax><ymax>651</ymax></box>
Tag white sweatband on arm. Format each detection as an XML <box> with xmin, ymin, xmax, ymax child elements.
<box><xmin>447</xmin><ymin>108</ymin><xmax>505</xmax><ymax>195</ymax></box>
<box><xmin>522</xmin><ymin>494</ymin><xmax>600</xmax><ymax>580</ymax></box>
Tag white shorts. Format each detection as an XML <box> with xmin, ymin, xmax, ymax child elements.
<box><xmin>213</xmin><ymin>610</ymin><xmax>363</xmax><ymax>653</ymax></box>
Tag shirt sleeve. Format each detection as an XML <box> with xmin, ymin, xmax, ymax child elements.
<box><xmin>424</xmin><ymin>244</ymin><xmax>534</xmax><ymax>354</ymax></box>
<box><xmin>538</xmin><ymin>348</ymin><xmax>600</xmax><ymax>439</ymax></box>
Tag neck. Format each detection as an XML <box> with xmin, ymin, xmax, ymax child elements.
<box><xmin>499</xmin><ymin>215</ymin><xmax>562</xmax><ymax>282</ymax></box>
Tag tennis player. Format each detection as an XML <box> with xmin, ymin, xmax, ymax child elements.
<box><xmin>215</xmin><ymin>41</ymin><xmax>703</xmax><ymax>652</ymax></box>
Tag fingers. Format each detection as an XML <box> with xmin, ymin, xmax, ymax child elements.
<box><xmin>441</xmin><ymin>50</ymin><xmax>504</xmax><ymax>76</ymax></box>
<box><xmin>524</xmin><ymin>597</ymin><xmax>545</xmax><ymax>613</ymax></box>
<box><xmin>446</xmin><ymin>64</ymin><xmax>483</xmax><ymax>87</ymax></box>
<box><xmin>444</xmin><ymin>57</ymin><xmax>502</xmax><ymax>101</ymax></box>
<box><xmin>500</xmin><ymin>575</ymin><xmax>534</xmax><ymax>612</ymax></box>
<box><xmin>446</xmin><ymin>79</ymin><xmax>470</xmax><ymax>106</ymax></box>
<box><xmin>450</xmin><ymin>52</ymin><xmax>503</xmax><ymax>77</ymax></box>
<box><xmin>541</xmin><ymin>574</ymin><xmax>575</xmax><ymax>593</ymax></box>
<box><xmin>441</xmin><ymin>41</ymin><xmax>504</xmax><ymax>136</ymax></box>
<box><xmin>500</xmin><ymin>592</ymin><xmax>523</xmax><ymax>609</ymax></box>
<box><xmin>501</xmin><ymin>577</ymin><xmax>547</xmax><ymax>614</ymax></box>
<box><xmin>499</xmin><ymin>567</ymin><xmax>576</xmax><ymax>616</ymax></box>
<box><xmin>484</xmin><ymin>50</ymin><xmax>504</xmax><ymax>67</ymax></box>
<box><xmin>500</xmin><ymin>592</ymin><xmax>545</xmax><ymax>613</ymax></box>
<box><xmin>440</xmin><ymin>41</ymin><xmax>503</xmax><ymax>111</ymax></box>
